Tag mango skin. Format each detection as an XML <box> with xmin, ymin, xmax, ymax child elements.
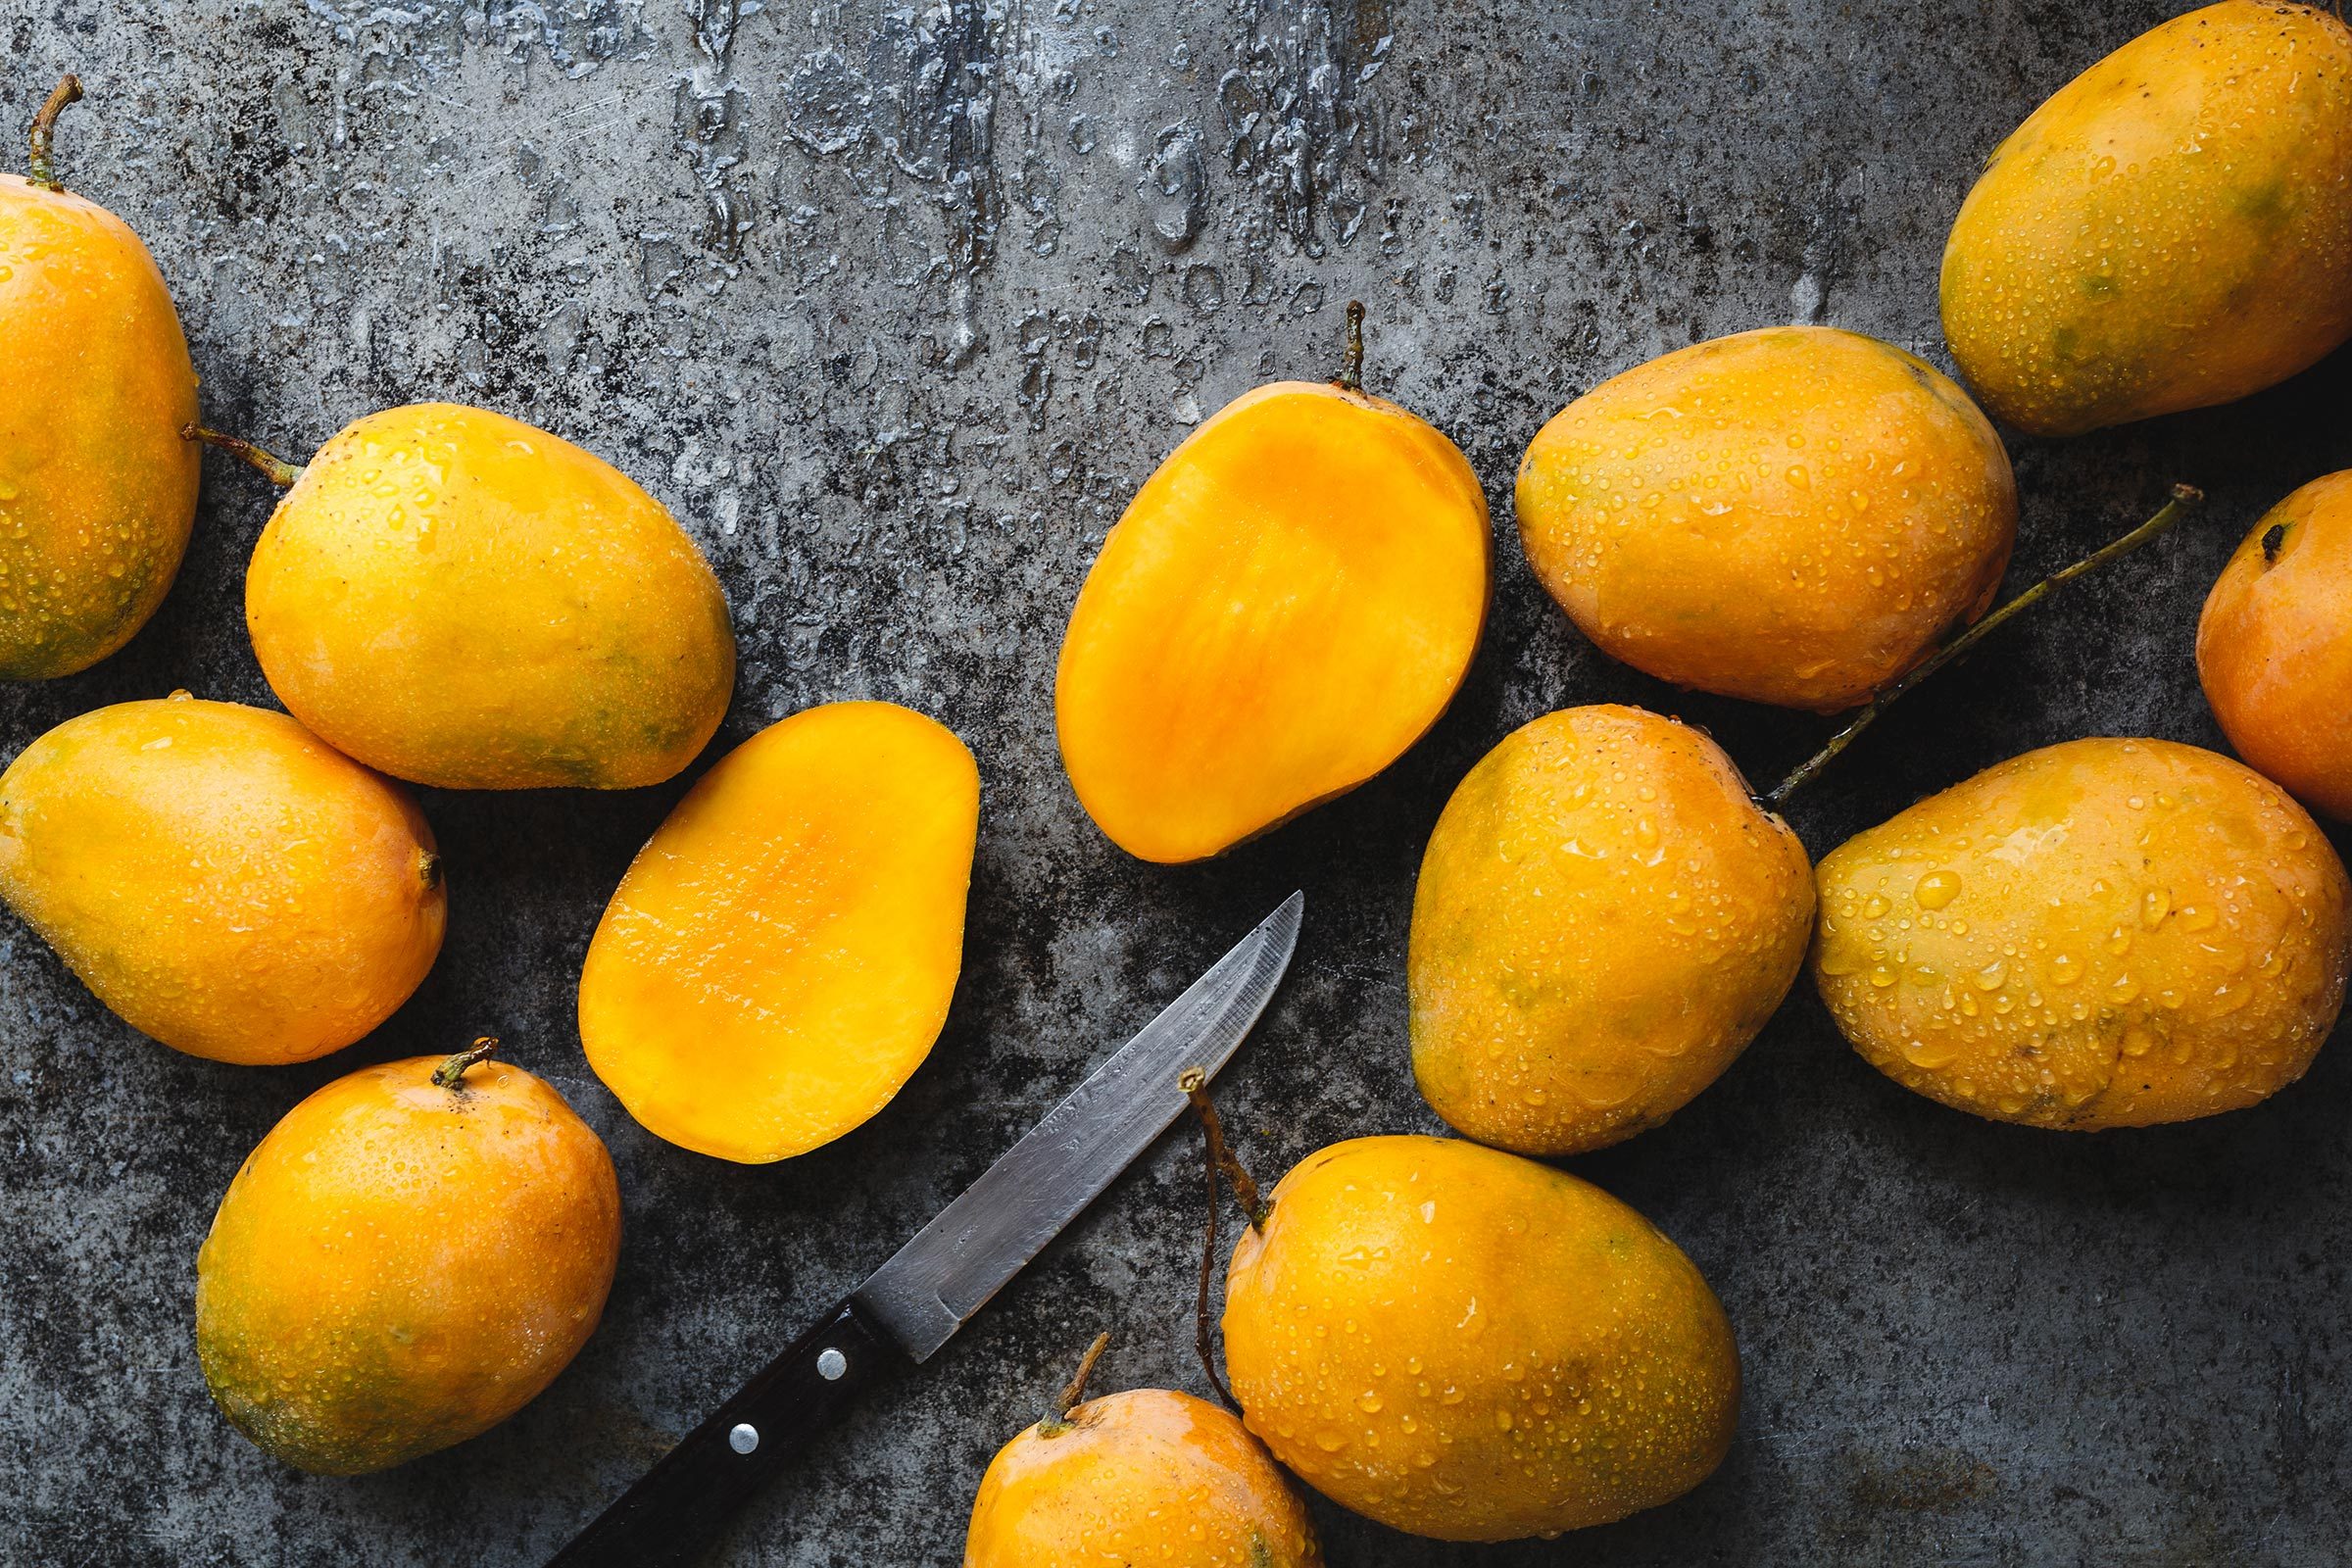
<box><xmin>965</xmin><ymin>1388</ymin><xmax>1322</xmax><ymax>1568</ymax></box>
<box><xmin>1410</xmin><ymin>706</ymin><xmax>1813</xmax><ymax>1155</ymax></box>
<box><xmin>1057</xmin><ymin>380</ymin><xmax>1490</xmax><ymax>863</ymax></box>
<box><xmin>580</xmin><ymin>701</ymin><xmax>979</xmax><ymax>1162</ymax></box>
<box><xmin>195</xmin><ymin>1053</ymin><xmax>621</xmax><ymax>1475</ymax></box>
<box><xmin>1815</xmin><ymin>738</ymin><xmax>2352</xmax><ymax>1129</ymax></box>
<box><xmin>0</xmin><ymin>696</ymin><xmax>444</xmax><ymax>1064</ymax></box>
<box><xmin>1516</xmin><ymin>326</ymin><xmax>2016</xmax><ymax>710</ymax></box>
<box><xmin>245</xmin><ymin>403</ymin><xmax>736</xmax><ymax>790</ymax></box>
<box><xmin>2198</xmin><ymin>471</ymin><xmax>2352</xmax><ymax>819</ymax></box>
<box><xmin>0</xmin><ymin>173</ymin><xmax>200</xmax><ymax>678</ymax></box>
<box><xmin>1224</xmin><ymin>1136</ymin><xmax>1740</xmax><ymax>1543</ymax></box>
<box><xmin>1940</xmin><ymin>2</ymin><xmax>2352</xmax><ymax>436</ymax></box>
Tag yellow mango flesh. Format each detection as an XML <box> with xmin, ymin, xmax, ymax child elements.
<box><xmin>580</xmin><ymin>700</ymin><xmax>978</xmax><ymax>1162</ymax></box>
<box><xmin>0</xmin><ymin>174</ymin><xmax>199</xmax><ymax>678</ymax></box>
<box><xmin>1940</xmin><ymin>1</ymin><xmax>2352</xmax><ymax>436</ymax></box>
<box><xmin>1815</xmin><ymin>738</ymin><xmax>2352</xmax><ymax>1128</ymax></box>
<box><xmin>195</xmin><ymin>1054</ymin><xmax>621</xmax><ymax>1474</ymax></box>
<box><xmin>1410</xmin><ymin>706</ymin><xmax>1813</xmax><ymax>1155</ymax></box>
<box><xmin>2198</xmin><ymin>470</ymin><xmax>2352</xmax><ymax>820</ymax></box>
<box><xmin>1224</xmin><ymin>1136</ymin><xmax>1740</xmax><ymax>1543</ymax></box>
<box><xmin>1056</xmin><ymin>381</ymin><xmax>1490</xmax><ymax>863</ymax></box>
<box><xmin>0</xmin><ymin>696</ymin><xmax>444</xmax><ymax>1064</ymax></box>
<box><xmin>1516</xmin><ymin>326</ymin><xmax>2015</xmax><ymax>710</ymax></box>
<box><xmin>965</xmin><ymin>1389</ymin><xmax>1322</xmax><ymax>1568</ymax></box>
<box><xmin>246</xmin><ymin>403</ymin><xmax>736</xmax><ymax>790</ymax></box>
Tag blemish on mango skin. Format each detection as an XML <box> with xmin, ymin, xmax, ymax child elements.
<box><xmin>1939</xmin><ymin>1</ymin><xmax>2352</xmax><ymax>436</ymax></box>
<box><xmin>1813</xmin><ymin>737</ymin><xmax>2352</xmax><ymax>1130</ymax></box>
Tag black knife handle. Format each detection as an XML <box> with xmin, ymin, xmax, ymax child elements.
<box><xmin>547</xmin><ymin>1298</ymin><xmax>908</xmax><ymax>1568</ymax></box>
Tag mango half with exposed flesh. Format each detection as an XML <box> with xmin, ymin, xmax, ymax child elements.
<box><xmin>1056</xmin><ymin>379</ymin><xmax>1489</xmax><ymax>863</ymax></box>
<box><xmin>579</xmin><ymin>700</ymin><xmax>979</xmax><ymax>1162</ymax></box>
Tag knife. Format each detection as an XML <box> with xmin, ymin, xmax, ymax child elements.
<box><xmin>546</xmin><ymin>892</ymin><xmax>1304</xmax><ymax>1567</ymax></box>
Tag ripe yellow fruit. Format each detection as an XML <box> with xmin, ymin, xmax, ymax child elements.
<box><xmin>966</xmin><ymin>1387</ymin><xmax>1321</xmax><ymax>1568</ymax></box>
<box><xmin>1517</xmin><ymin>325</ymin><xmax>2016</xmax><ymax>710</ymax></box>
<box><xmin>0</xmin><ymin>695</ymin><xmax>443</xmax><ymax>1064</ymax></box>
<box><xmin>245</xmin><ymin>403</ymin><xmax>735</xmax><ymax>790</ymax></box>
<box><xmin>580</xmin><ymin>701</ymin><xmax>979</xmax><ymax>1161</ymax></box>
<box><xmin>1224</xmin><ymin>1136</ymin><xmax>1739</xmax><ymax>1542</ymax></box>
<box><xmin>1815</xmin><ymin>738</ymin><xmax>2352</xmax><ymax>1128</ymax></box>
<box><xmin>0</xmin><ymin>80</ymin><xmax>200</xmax><ymax>678</ymax></box>
<box><xmin>1056</xmin><ymin>377</ymin><xmax>1489</xmax><ymax>862</ymax></box>
<box><xmin>196</xmin><ymin>1043</ymin><xmax>621</xmax><ymax>1474</ymax></box>
<box><xmin>2197</xmin><ymin>470</ymin><xmax>2352</xmax><ymax>820</ymax></box>
<box><xmin>1941</xmin><ymin>1</ymin><xmax>2352</xmax><ymax>435</ymax></box>
<box><xmin>1410</xmin><ymin>706</ymin><xmax>1812</xmax><ymax>1154</ymax></box>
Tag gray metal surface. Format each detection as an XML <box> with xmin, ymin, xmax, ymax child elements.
<box><xmin>1</xmin><ymin>1</ymin><xmax>2348</xmax><ymax>1564</ymax></box>
<box><xmin>855</xmin><ymin>893</ymin><xmax>1298</xmax><ymax>1361</ymax></box>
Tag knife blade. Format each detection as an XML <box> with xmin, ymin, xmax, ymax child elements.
<box><xmin>546</xmin><ymin>891</ymin><xmax>1303</xmax><ymax>1568</ymax></box>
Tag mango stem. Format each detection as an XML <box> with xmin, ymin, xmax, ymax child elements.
<box><xmin>1335</xmin><ymin>299</ymin><xmax>1366</xmax><ymax>393</ymax></box>
<box><xmin>1037</xmin><ymin>1331</ymin><xmax>1111</xmax><ymax>1437</ymax></box>
<box><xmin>182</xmin><ymin>424</ymin><xmax>306</xmax><ymax>488</ymax></box>
<box><xmin>28</xmin><ymin>74</ymin><xmax>81</xmax><ymax>193</ymax></box>
<box><xmin>431</xmin><ymin>1036</ymin><xmax>501</xmax><ymax>1091</ymax></box>
<box><xmin>1180</xmin><ymin>1067</ymin><xmax>1260</xmax><ymax>1413</ymax></box>
<box><xmin>1764</xmin><ymin>482</ymin><xmax>2205</xmax><ymax>808</ymax></box>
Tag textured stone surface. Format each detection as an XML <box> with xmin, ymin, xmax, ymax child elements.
<box><xmin>4</xmin><ymin>1</ymin><xmax>2350</xmax><ymax>1562</ymax></box>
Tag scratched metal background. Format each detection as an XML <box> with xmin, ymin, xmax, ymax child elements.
<box><xmin>3</xmin><ymin>1</ymin><xmax>2350</xmax><ymax>1563</ymax></box>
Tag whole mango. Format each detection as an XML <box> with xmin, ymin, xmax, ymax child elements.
<box><xmin>966</xmin><ymin>1386</ymin><xmax>1321</xmax><ymax>1568</ymax></box>
<box><xmin>1057</xmin><ymin>375</ymin><xmax>1489</xmax><ymax>862</ymax></box>
<box><xmin>0</xmin><ymin>78</ymin><xmax>200</xmax><ymax>678</ymax></box>
<box><xmin>1815</xmin><ymin>738</ymin><xmax>2351</xmax><ymax>1128</ymax></box>
<box><xmin>1516</xmin><ymin>326</ymin><xmax>2016</xmax><ymax>710</ymax></box>
<box><xmin>2198</xmin><ymin>471</ymin><xmax>2352</xmax><ymax>819</ymax></box>
<box><xmin>245</xmin><ymin>403</ymin><xmax>735</xmax><ymax>790</ymax></box>
<box><xmin>1940</xmin><ymin>2</ymin><xmax>2352</xmax><ymax>435</ymax></box>
<box><xmin>1410</xmin><ymin>706</ymin><xmax>1812</xmax><ymax>1155</ymax></box>
<box><xmin>0</xmin><ymin>695</ymin><xmax>444</xmax><ymax>1064</ymax></box>
<box><xmin>196</xmin><ymin>1041</ymin><xmax>621</xmax><ymax>1473</ymax></box>
<box><xmin>1224</xmin><ymin>1136</ymin><xmax>1739</xmax><ymax>1543</ymax></box>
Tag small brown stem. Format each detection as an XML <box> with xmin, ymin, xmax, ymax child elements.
<box><xmin>1334</xmin><ymin>299</ymin><xmax>1366</xmax><ymax>393</ymax></box>
<box><xmin>1763</xmin><ymin>482</ymin><xmax>2204</xmax><ymax>808</ymax></box>
<box><xmin>1037</xmin><ymin>1331</ymin><xmax>1111</xmax><ymax>1437</ymax></box>
<box><xmin>416</xmin><ymin>851</ymin><xmax>442</xmax><ymax>891</ymax></box>
<box><xmin>28</xmin><ymin>74</ymin><xmax>81</xmax><ymax>194</ymax></box>
<box><xmin>182</xmin><ymin>425</ymin><xmax>306</xmax><ymax>488</ymax></box>
<box><xmin>1179</xmin><ymin>1069</ymin><xmax>1265</xmax><ymax>1229</ymax></box>
<box><xmin>431</xmin><ymin>1036</ymin><xmax>500</xmax><ymax>1090</ymax></box>
<box><xmin>2262</xmin><ymin>523</ymin><xmax>2286</xmax><ymax>564</ymax></box>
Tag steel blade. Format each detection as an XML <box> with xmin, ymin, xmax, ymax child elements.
<box><xmin>852</xmin><ymin>892</ymin><xmax>1302</xmax><ymax>1361</ymax></box>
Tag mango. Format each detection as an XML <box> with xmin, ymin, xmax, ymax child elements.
<box><xmin>1516</xmin><ymin>326</ymin><xmax>2016</xmax><ymax>710</ymax></box>
<box><xmin>0</xmin><ymin>695</ymin><xmax>443</xmax><ymax>1064</ymax></box>
<box><xmin>245</xmin><ymin>403</ymin><xmax>735</xmax><ymax>790</ymax></box>
<box><xmin>1224</xmin><ymin>1136</ymin><xmax>1739</xmax><ymax>1542</ymax></box>
<box><xmin>1815</xmin><ymin>738</ymin><xmax>2352</xmax><ymax>1129</ymax></box>
<box><xmin>195</xmin><ymin>1040</ymin><xmax>621</xmax><ymax>1474</ymax></box>
<box><xmin>1410</xmin><ymin>706</ymin><xmax>1813</xmax><ymax>1155</ymax></box>
<box><xmin>2198</xmin><ymin>471</ymin><xmax>2352</xmax><ymax>820</ymax></box>
<box><xmin>1940</xmin><ymin>2</ymin><xmax>2352</xmax><ymax>436</ymax></box>
<box><xmin>1056</xmin><ymin>378</ymin><xmax>1489</xmax><ymax>862</ymax></box>
<box><xmin>579</xmin><ymin>700</ymin><xmax>978</xmax><ymax>1162</ymax></box>
<box><xmin>0</xmin><ymin>77</ymin><xmax>200</xmax><ymax>678</ymax></box>
<box><xmin>966</xmin><ymin>1385</ymin><xmax>1321</xmax><ymax>1567</ymax></box>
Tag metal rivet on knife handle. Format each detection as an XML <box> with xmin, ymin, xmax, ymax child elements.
<box><xmin>816</xmin><ymin>1348</ymin><xmax>847</xmax><ymax>1381</ymax></box>
<box><xmin>728</xmin><ymin>1423</ymin><xmax>759</xmax><ymax>1454</ymax></box>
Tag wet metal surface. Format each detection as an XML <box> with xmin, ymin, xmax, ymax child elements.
<box><xmin>3</xmin><ymin>1</ymin><xmax>2350</xmax><ymax>1563</ymax></box>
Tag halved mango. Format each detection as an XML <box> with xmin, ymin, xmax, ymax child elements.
<box><xmin>578</xmin><ymin>701</ymin><xmax>979</xmax><ymax>1162</ymax></box>
<box><xmin>1056</xmin><ymin>381</ymin><xmax>1490</xmax><ymax>863</ymax></box>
